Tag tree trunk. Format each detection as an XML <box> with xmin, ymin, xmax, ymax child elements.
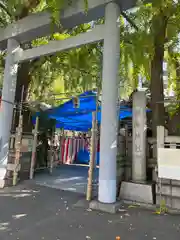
<box><xmin>167</xmin><ymin>58</ymin><xmax>180</xmax><ymax>135</ymax></box>
<box><xmin>12</xmin><ymin>0</ymin><xmax>41</xmax><ymax>133</ymax></box>
<box><xmin>175</xmin><ymin>59</ymin><xmax>180</xmax><ymax>101</ymax></box>
<box><xmin>13</xmin><ymin>61</ymin><xmax>32</xmax><ymax>133</ymax></box>
<box><xmin>150</xmin><ymin>12</ymin><xmax>167</xmax><ymax>136</ymax></box>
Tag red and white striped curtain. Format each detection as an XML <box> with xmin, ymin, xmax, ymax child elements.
<box><xmin>60</xmin><ymin>137</ymin><xmax>88</xmax><ymax>164</ymax></box>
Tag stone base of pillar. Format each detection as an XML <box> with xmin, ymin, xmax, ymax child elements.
<box><xmin>0</xmin><ymin>179</ymin><xmax>5</xmax><ymax>188</ymax></box>
<box><xmin>74</xmin><ymin>198</ymin><xmax>122</xmax><ymax>214</ymax></box>
<box><xmin>0</xmin><ymin>174</ymin><xmax>15</xmax><ymax>188</ymax></box>
<box><xmin>89</xmin><ymin>200</ymin><xmax>122</xmax><ymax>214</ymax></box>
<box><xmin>119</xmin><ymin>181</ymin><xmax>155</xmax><ymax>205</ymax></box>
<box><xmin>0</xmin><ymin>153</ymin><xmax>22</xmax><ymax>188</ymax></box>
<box><xmin>0</xmin><ymin>171</ymin><xmax>15</xmax><ymax>188</ymax></box>
<box><xmin>0</xmin><ymin>178</ymin><xmax>15</xmax><ymax>188</ymax></box>
<box><xmin>0</xmin><ymin>167</ymin><xmax>7</xmax><ymax>188</ymax></box>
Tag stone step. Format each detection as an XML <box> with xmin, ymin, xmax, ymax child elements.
<box><xmin>120</xmin><ymin>181</ymin><xmax>155</xmax><ymax>204</ymax></box>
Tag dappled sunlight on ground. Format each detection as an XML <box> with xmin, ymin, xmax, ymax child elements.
<box><xmin>0</xmin><ymin>193</ymin><xmax>31</xmax><ymax>197</ymax></box>
<box><xmin>0</xmin><ymin>222</ymin><xmax>10</xmax><ymax>231</ymax></box>
<box><xmin>33</xmin><ymin>165</ymin><xmax>98</xmax><ymax>195</ymax></box>
<box><xmin>12</xmin><ymin>214</ymin><xmax>27</xmax><ymax>220</ymax></box>
<box><xmin>0</xmin><ymin>188</ymin><xmax>40</xmax><ymax>198</ymax></box>
<box><xmin>0</xmin><ymin>213</ymin><xmax>28</xmax><ymax>233</ymax></box>
<box><xmin>54</xmin><ymin>176</ymin><xmax>84</xmax><ymax>183</ymax></box>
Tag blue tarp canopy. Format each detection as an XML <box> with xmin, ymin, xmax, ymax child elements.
<box><xmin>33</xmin><ymin>91</ymin><xmax>137</xmax><ymax>131</ymax></box>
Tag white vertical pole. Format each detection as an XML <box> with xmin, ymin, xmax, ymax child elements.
<box><xmin>0</xmin><ymin>39</ymin><xmax>19</xmax><ymax>176</ymax></box>
<box><xmin>98</xmin><ymin>2</ymin><xmax>120</xmax><ymax>203</ymax></box>
<box><xmin>132</xmin><ymin>91</ymin><xmax>147</xmax><ymax>182</ymax></box>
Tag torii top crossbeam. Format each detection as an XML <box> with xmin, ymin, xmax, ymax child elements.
<box><xmin>0</xmin><ymin>0</ymin><xmax>137</xmax><ymax>50</ymax></box>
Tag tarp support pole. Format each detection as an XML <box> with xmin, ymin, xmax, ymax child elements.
<box><xmin>13</xmin><ymin>118</ymin><xmax>22</xmax><ymax>185</ymax></box>
<box><xmin>49</xmin><ymin>130</ymin><xmax>54</xmax><ymax>174</ymax></box>
<box><xmin>86</xmin><ymin>111</ymin><xmax>96</xmax><ymax>201</ymax></box>
<box><xmin>94</xmin><ymin>89</ymin><xmax>99</xmax><ymax>169</ymax></box>
<box><xmin>30</xmin><ymin>116</ymin><xmax>39</xmax><ymax>179</ymax></box>
<box><xmin>13</xmin><ymin>86</ymin><xmax>24</xmax><ymax>186</ymax></box>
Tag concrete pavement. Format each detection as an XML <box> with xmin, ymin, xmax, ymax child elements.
<box><xmin>0</xmin><ymin>182</ymin><xmax>179</xmax><ymax>240</ymax></box>
<box><xmin>33</xmin><ymin>165</ymin><xmax>98</xmax><ymax>195</ymax></box>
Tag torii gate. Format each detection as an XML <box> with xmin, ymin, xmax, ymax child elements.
<box><xmin>0</xmin><ymin>0</ymin><xmax>139</xmax><ymax>204</ymax></box>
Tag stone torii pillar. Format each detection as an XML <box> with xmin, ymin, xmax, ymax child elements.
<box><xmin>98</xmin><ymin>1</ymin><xmax>120</xmax><ymax>204</ymax></box>
<box><xmin>0</xmin><ymin>39</ymin><xmax>19</xmax><ymax>181</ymax></box>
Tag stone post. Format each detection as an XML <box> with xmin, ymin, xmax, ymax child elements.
<box><xmin>132</xmin><ymin>91</ymin><xmax>147</xmax><ymax>182</ymax></box>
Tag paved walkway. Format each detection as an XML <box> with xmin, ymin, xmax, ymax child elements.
<box><xmin>0</xmin><ymin>182</ymin><xmax>179</xmax><ymax>240</ymax></box>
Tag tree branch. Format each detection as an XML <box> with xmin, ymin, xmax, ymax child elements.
<box><xmin>0</xmin><ymin>1</ymin><xmax>12</xmax><ymax>17</ymax></box>
<box><xmin>0</xmin><ymin>17</ymin><xmax>7</xmax><ymax>26</ymax></box>
<box><xmin>120</xmin><ymin>11</ymin><xmax>139</xmax><ymax>31</ymax></box>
